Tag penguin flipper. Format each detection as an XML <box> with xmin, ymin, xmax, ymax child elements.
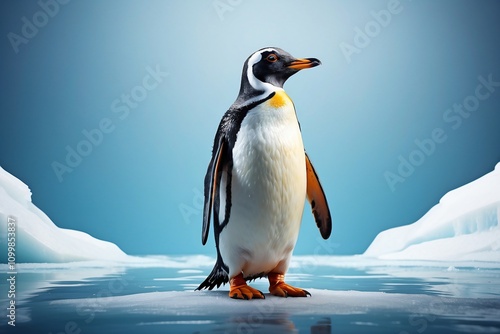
<box><xmin>202</xmin><ymin>136</ymin><xmax>226</xmax><ymax>245</ymax></box>
<box><xmin>305</xmin><ymin>153</ymin><xmax>332</xmax><ymax>239</ymax></box>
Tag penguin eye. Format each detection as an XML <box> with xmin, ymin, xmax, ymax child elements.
<box><xmin>266</xmin><ymin>54</ymin><xmax>278</xmax><ymax>63</ymax></box>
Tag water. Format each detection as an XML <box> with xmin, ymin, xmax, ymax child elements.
<box><xmin>1</xmin><ymin>256</ymin><xmax>499</xmax><ymax>333</ymax></box>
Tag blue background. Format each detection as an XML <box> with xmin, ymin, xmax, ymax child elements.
<box><xmin>1</xmin><ymin>0</ymin><xmax>499</xmax><ymax>257</ymax></box>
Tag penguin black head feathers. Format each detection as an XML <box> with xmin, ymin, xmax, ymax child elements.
<box><xmin>237</xmin><ymin>47</ymin><xmax>321</xmax><ymax>103</ymax></box>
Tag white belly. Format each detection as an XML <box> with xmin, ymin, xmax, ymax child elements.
<box><xmin>219</xmin><ymin>95</ymin><xmax>307</xmax><ymax>278</ymax></box>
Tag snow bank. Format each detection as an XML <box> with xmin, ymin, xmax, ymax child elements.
<box><xmin>0</xmin><ymin>166</ymin><xmax>129</xmax><ymax>262</ymax></box>
<box><xmin>364</xmin><ymin>162</ymin><xmax>500</xmax><ymax>261</ymax></box>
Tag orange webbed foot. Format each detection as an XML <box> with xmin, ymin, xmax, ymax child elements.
<box><xmin>229</xmin><ymin>273</ymin><xmax>265</xmax><ymax>300</ymax></box>
<box><xmin>268</xmin><ymin>273</ymin><xmax>311</xmax><ymax>298</ymax></box>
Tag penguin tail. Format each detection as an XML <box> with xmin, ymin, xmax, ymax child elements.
<box><xmin>196</xmin><ymin>260</ymin><xmax>229</xmax><ymax>291</ymax></box>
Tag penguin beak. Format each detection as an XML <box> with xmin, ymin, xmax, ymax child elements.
<box><xmin>287</xmin><ymin>58</ymin><xmax>322</xmax><ymax>70</ymax></box>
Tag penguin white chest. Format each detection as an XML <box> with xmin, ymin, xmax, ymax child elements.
<box><xmin>219</xmin><ymin>91</ymin><xmax>307</xmax><ymax>277</ymax></box>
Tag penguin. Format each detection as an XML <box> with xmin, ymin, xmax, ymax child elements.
<box><xmin>196</xmin><ymin>47</ymin><xmax>331</xmax><ymax>300</ymax></box>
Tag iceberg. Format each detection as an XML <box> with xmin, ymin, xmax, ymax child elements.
<box><xmin>364</xmin><ymin>162</ymin><xmax>500</xmax><ymax>261</ymax></box>
<box><xmin>0</xmin><ymin>166</ymin><xmax>129</xmax><ymax>262</ymax></box>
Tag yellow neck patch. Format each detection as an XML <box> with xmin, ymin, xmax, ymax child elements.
<box><xmin>268</xmin><ymin>90</ymin><xmax>291</xmax><ymax>108</ymax></box>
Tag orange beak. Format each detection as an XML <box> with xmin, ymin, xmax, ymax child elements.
<box><xmin>287</xmin><ymin>58</ymin><xmax>321</xmax><ymax>70</ymax></box>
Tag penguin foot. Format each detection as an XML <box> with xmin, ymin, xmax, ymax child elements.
<box><xmin>229</xmin><ymin>273</ymin><xmax>265</xmax><ymax>300</ymax></box>
<box><xmin>268</xmin><ymin>273</ymin><xmax>311</xmax><ymax>298</ymax></box>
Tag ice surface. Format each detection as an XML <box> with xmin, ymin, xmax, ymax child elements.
<box><xmin>51</xmin><ymin>288</ymin><xmax>500</xmax><ymax>319</ymax></box>
<box><xmin>364</xmin><ymin>162</ymin><xmax>500</xmax><ymax>261</ymax></box>
<box><xmin>44</xmin><ymin>257</ymin><xmax>500</xmax><ymax>333</ymax></box>
<box><xmin>0</xmin><ymin>166</ymin><xmax>129</xmax><ymax>262</ymax></box>
<box><xmin>4</xmin><ymin>256</ymin><xmax>500</xmax><ymax>333</ymax></box>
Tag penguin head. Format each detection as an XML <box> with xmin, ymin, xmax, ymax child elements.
<box><xmin>237</xmin><ymin>47</ymin><xmax>321</xmax><ymax>101</ymax></box>
<box><xmin>250</xmin><ymin>47</ymin><xmax>321</xmax><ymax>88</ymax></box>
